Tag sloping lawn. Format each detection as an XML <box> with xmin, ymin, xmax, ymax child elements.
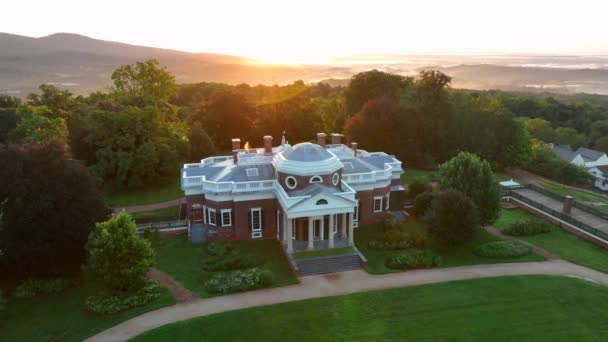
<box><xmin>496</xmin><ymin>208</ymin><xmax>608</xmax><ymax>273</ymax></box>
<box><xmin>133</xmin><ymin>275</ymin><xmax>608</xmax><ymax>341</ymax></box>
<box><xmin>0</xmin><ymin>277</ymin><xmax>175</xmax><ymax>342</ymax></box>
<box><xmin>355</xmin><ymin>219</ymin><xmax>544</xmax><ymax>274</ymax></box>
<box><xmin>537</xmin><ymin>179</ymin><xmax>608</xmax><ymax>215</ymax></box>
<box><xmin>153</xmin><ymin>236</ymin><xmax>298</xmax><ymax>297</ymax></box>
<box><xmin>105</xmin><ymin>178</ymin><xmax>183</xmax><ymax>207</ymax></box>
<box><xmin>131</xmin><ymin>206</ymin><xmax>180</xmax><ymax>223</ymax></box>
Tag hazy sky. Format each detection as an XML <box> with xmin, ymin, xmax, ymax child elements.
<box><xmin>3</xmin><ymin>0</ymin><xmax>608</xmax><ymax>64</ymax></box>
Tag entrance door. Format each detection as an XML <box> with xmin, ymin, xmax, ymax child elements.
<box><xmin>313</xmin><ymin>218</ymin><xmax>323</xmax><ymax>240</ymax></box>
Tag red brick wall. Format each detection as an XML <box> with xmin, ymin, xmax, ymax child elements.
<box><xmin>356</xmin><ymin>187</ymin><xmax>390</xmax><ymax>226</ymax></box>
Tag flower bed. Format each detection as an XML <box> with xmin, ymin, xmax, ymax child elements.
<box><xmin>503</xmin><ymin>219</ymin><xmax>553</xmax><ymax>236</ymax></box>
<box><xmin>84</xmin><ymin>281</ymin><xmax>163</xmax><ymax>315</ymax></box>
<box><xmin>204</xmin><ymin>268</ymin><xmax>274</xmax><ymax>294</ymax></box>
<box><xmin>473</xmin><ymin>240</ymin><xmax>532</xmax><ymax>258</ymax></box>
<box><xmin>385</xmin><ymin>250</ymin><xmax>442</xmax><ymax>270</ymax></box>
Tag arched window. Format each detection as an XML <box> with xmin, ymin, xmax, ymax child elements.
<box><xmin>285</xmin><ymin>176</ymin><xmax>297</xmax><ymax>189</ymax></box>
<box><xmin>316</xmin><ymin>199</ymin><xmax>328</xmax><ymax>205</ymax></box>
<box><xmin>310</xmin><ymin>175</ymin><xmax>323</xmax><ymax>184</ymax></box>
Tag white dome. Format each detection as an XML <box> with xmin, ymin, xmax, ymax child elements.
<box><xmin>273</xmin><ymin>143</ymin><xmax>343</xmax><ymax>176</ymax></box>
<box><xmin>281</xmin><ymin>143</ymin><xmax>333</xmax><ymax>162</ymax></box>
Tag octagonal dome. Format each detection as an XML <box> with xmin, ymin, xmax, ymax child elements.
<box><xmin>282</xmin><ymin>143</ymin><xmax>333</xmax><ymax>162</ymax></box>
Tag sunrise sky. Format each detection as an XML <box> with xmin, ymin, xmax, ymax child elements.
<box><xmin>3</xmin><ymin>0</ymin><xmax>608</xmax><ymax>64</ymax></box>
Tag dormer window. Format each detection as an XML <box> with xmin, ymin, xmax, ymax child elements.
<box><xmin>310</xmin><ymin>175</ymin><xmax>323</xmax><ymax>183</ymax></box>
<box><xmin>246</xmin><ymin>168</ymin><xmax>259</xmax><ymax>177</ymax></box>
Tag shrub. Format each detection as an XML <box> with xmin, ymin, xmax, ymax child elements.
<box><xmin>382</xmin><ymin>214</ymin><xmax>401</xmax><ymax>231</ymax></box>
<box><xmin>503</xmin><ymin>219</ymin><xmax>553</xmax><ymax>236</ymax></box>
<box><xmin>385</xmin><ymin>250</ymin><xmax>442</xmax><ymax>270</ymax></box>
<box><xmin>412</xmin><ymin>191</ymin><xmax>435</xmax><ymax>217</ymax></box>
<box><xmin>474</xmin><ymin>241</ymin><xmax>532</xmax><ymax>258</ymax></box>
<box><xmin>407</xmin><ymin>179</ymin><xmax>432</xmax><ymax>199</ymax></box>
<box><xmin>407</xmin><ymin>231</ymin><xmax>429</xmax><ymax>249</ymax></box>
<box><xmin>424</xmin><ymin>190</ymin><xmax>478</xmax><ymax>247</ymax></box>
<box><xmin>12</xmin><ymin>278</ymin><xmax>70</xmax><ymax>299</ymax></box>
<box><xmin>368</xmin><ymin>228</ymin><xmax>409</xmax><ymax>250</ymax></box>
<box><xmin>84</xmin><ymin>281</ymin><xmax>163</xmax><ymax>315</ymax></box>
<box><xmin>202</xmin><ymin>254</ymin><xmax>262</xmax><ymax>272</ymax></box>
<box><xmin>142</xmin><ymin>226</ymin><xmax>161</xmax><ymax>245</ymax></box>
<box><xmin>204</xmin><ymin>268</ymin><xmax>274</xmax><ymax>294</ymax></box>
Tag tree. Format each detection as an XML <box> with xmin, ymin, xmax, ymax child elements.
<box><xmin>424</xmin><ymin>190</ymin><xmax>478</xmax><ymax>246</ymax></box>
<box><xmin>407</xmin><ymin>179</ymin><xmax>432</xmax><ymax>199</ymax></box>
<box><xmin>0</xmin><ymin>108</ymin><xmax>18</xmax><ymax>143</ymax></box>
<box><xmin>554</xmin><ymin>127</ymin><xmax>587</xmax><ymax>149</ymax></box>
<box><xmin>86</xmin><ymin>213</ymin><xmax>154</xmax><ymax>292</ymax></box>
<box><xmin>111</xmin><ymin>59</ymin><xmax>176</xmax><ymax>104</ymax></box>
<box><xmin>11</xmin><ymin>105</ymin><xmax>67</xmax><ymax>144</ymax></box>
<box><xmin>189</xmin><ymin>122</ymin><xmax>216</xmax><ymax>161</ymax></box>
<box><xmin>344</xmin><ymin>70</ymin><xmax>411</xmax><ymax>115</ymax></box>
<box><xmin>0</xmin><ymin>142</ymin><xmax>109</xmax><ymax>279</ymax></box>
<box><xmin>439</xmin><ymin>152</ymin><xmax>501</xmax><ymax>225</ymax></box>
<box><xmin>0</xmin><ymin>95</ymin><xmax>21</xmax><ymax>108</ymax></box>
<box><xmin>524</xmin><ymin>118</ymin><xmax>556</xmax><ymax>142</ymax></box>
<box><xmin>27</xmin><ymin>84</ymin><xmax>75</xmax><ymax>119</ymax></box>
<box><xmin>594</xmin><ymin>136</ymin><xmax>608</xmax><ymax>153</ymax></box>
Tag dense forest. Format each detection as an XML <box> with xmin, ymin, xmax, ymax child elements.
<box><xmin>2</xmin><ymin>59</ymin><xmax>606</xmax><ymax>191</ymax></box>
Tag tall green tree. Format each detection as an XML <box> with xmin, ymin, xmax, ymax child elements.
<box><xmin>524</xmin><ymin>118</ymin><xmax>556</xmax><ymax>142</ymax></box>
<box><xmin>439</xmin><ymin>152</ymin><xmax>501</xmax><ymax>225</ymax></box>
<box><xmin>424</xmin><ymin>190</ymin><xmax>479</xmax><ymax>246</ymax></box>
<box><xmin>554</xmin><ymin>127</ymin><xmax>587</xmax><ymax>149</ymax></box>
<box><xmin>86</xmin><ymin>213</ymin><xmax>154</xmax><ymax>292</ymax></box>
<box><xmin>0</xmin><ymin>142</ymin><xmax>109</xmax><ymax>279</ymax></box>
<box><xmin>111</xmin><ymin>59</ymin><xmax>176</xmax><ymax>104</ymax></box>
<box><xmin>189</xmin><ymin>122</ymin><xmax>216</xmax><ymax>161</ymax></box>
<box><xmin>344</xmin><ymin>70</ymin><xmax>411</xmax><ymax>115</ymax></box>
<box><xmin>27</xmin><ymin>84</ymin><xmax>75</xmax><ymax>119</ymax></box>
<box><xmin>11</xmin><ymin>105</ymin><xmax>67</xmax><ymax>144</ymax></box>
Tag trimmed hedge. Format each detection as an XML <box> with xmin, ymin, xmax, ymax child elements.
<box><xmin>474</xmin><ymin>241</ymin><xmax>532</xmax><ymax>258</ymax></box>
<box><xmin>84</xmin><ymin>281</ymin><xmax>162</xmax><ymax>315</ymax></box>
<box><xmin>385</xmin><ymin>250</ymin><xmax>442</xmax><ymax>270</ymax></box>
<box><xmin>12</xmin><ymin>278</ymin><xmax>70</xmax><ymax>299</ymax></box>
<box><xmin>503</xmin><ymin>219</ymin><xmax>553</xmax><ymax>236</ymax></box>
<box><xmin>204</xmin><ymin>268</ymin><xmax>274</xmax><ymax>294</ymax></box>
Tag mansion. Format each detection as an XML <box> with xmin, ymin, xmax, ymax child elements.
<box><xmin>181</xmin><ymin>133</ymin><xmax>404</xmax><ymax>252</ymax></box>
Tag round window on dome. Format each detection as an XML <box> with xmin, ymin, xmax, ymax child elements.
<box><xmin>285</xmin><ymin>176</ymin><xmax>297</xmax><ymax>189</ymax></box>
<box><xmin>332</xmin><ymin>173</ymin><xmax>340</xmax><ymax>185</ymax></box>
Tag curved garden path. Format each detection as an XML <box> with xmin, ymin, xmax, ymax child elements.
<box><xmin>87</xmin><ymin>259</ymin><xmax>608</xmax><ymax>341</ymax></box>
<box><xmin>147</xmin><ymin>268</ymin><xmax>197</xmax><ymax>303</ymax></box>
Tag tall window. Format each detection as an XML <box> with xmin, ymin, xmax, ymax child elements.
<box><xmin>221</xmin><ymin>209</ymin><xmax>232</xmax><ymax>226</ymax></box>
<box><xmin>250</xmin><ymin>208</ymin><xmax>262</xmax><ymax>238</ymax></box>
<box><xmin>208</xmin><ymin>208</ymin><xmax>217</xmax><ymax>226</ymax></box>
<box><xmin>373</xmin><ymin>196</ymin><xmax>383</xmax><ymax>212</ymax></box>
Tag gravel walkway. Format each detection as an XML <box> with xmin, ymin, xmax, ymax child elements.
<box><xmin>86</xmin><ymin>260</ymin><xmax>608</xmax><ymax>341</ymax></box>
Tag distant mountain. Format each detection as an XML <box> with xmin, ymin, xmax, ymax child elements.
<box><xmin>3</xmin><ymin>32</ymin><xmax>608</xmax><ymax>96</ymax></box>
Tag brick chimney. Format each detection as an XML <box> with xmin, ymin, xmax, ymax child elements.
<box><xmin>316</xmin><ymin>133</ymin><xmax>327</xmax><ymax>147</ymax></box>
<box><xmin>351</xmin><ymin>142</ymin><xmax>358</xmax><ymax>157</ymax></box>
<box><xmin>263</xmin><ymin>135</ymin><xmax>273</xmax><ymax>155</ymax></box>
<box><xmin>331</xmin><ymin>133</ymin><xmax>342</xmax><ymax>145</ymax></box>
<box><xmin>232</xmin><ymin>138</ymin><xmax>241</xmax><ymax>163</ymax></box>
<box><xmin>562</xmin><ymin>195</ymin><xmax>574</xmax><ymax>214</ymax></box>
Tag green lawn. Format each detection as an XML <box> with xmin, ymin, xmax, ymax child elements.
<box><xmin>293</xmin><ymin>247</ymin><xmax>354</xmax><ymax>259</ymax></box>
<box><xmin>355</xmin><ymin>218</ymin><xmax>544</xmax><ymax>274</ymax></box>
<box><xmin>131</xmin><ymin>206</ymin><xmax>180</xmax><ymax>223</ymax></box>
<box><xmin>105</xmin><ymin>178</ymin><xmax>183</xmax><ymax>208</ymax></box>
<box><xmin>495</xmin><ymin>208</ymin><xmax>608</xmax><ymax>273</ymax></box>
<box><xmin>0</xmin><ymin>277</ymin><xmax>175</xmax><ymax>342</ymax></box>
<box><xmin>355</xmin><ymin>219</ymin><xmax>544</xmax><ymax>274</ymax></box>
<box><xmin>153</xmin><ymin>236</ymin><xmax>299</xmax><ymax>297</ymax></box>
<box><xmin>537</xmin><ymin>179</ymin><xmax>608</xmax><ymax>214</ymax></box>
<box><xmin>133</xmin><ymin>275</ymin><xmax>608</xmax><ymax>341</ymax></box>
<box><xmin>400</xmin><ymin>168</ymin><xmax>437</xmax><ymax>184</ymax></box>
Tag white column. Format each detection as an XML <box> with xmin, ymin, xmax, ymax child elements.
<box><xmin>287</xmin><ymin>217</ymin><xmax>293</xmax><ymax>253</ymax></box>
<box><xmin>341</xmin><ymin>213</ymin><xmax>347</xmax><ymax>238</ymax></box>
<box><xmin>307</xmin><ymin>218</ymin><xmax>314</xmax><ymax>250</ymax></box>
<box><xmin>328</xmin><ymin>214</ymin><xmax>334</xmax><ymax>248</ymax></box>
<box><xmin>348</xmin><ymin>212</ymin><xmax>354</xmax><ymax>246</ymax></box>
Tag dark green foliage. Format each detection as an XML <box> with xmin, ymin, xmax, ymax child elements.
<box><xmin>12</xmin><ymin>279</ymin><xmax>71</xmax><ymax>299</ymax></box>
<box><xmin>412</xmin><ymin>191</ymin><xmax>436</xmax><ymax>217</ymax></box>
<box><xmin>0</xmin><ymin>142</ymin><xmax>109</xmax><ymax>280</ymax></box>
<box><xmin>367</xmin><ymin>228</ymin><xmax>410</xmax><ymax>250</ymax></box>
<box><xmin>439</xmin><ymin>152</ymin><xmax>501</xmax><ymax>225</ymax></box>
<box><xmin>384</xmin><ymin>250</ymin><xmax>442</xmax><ymax>270</ymax></box>
<box><xmin>424</xmin><ymin>190</ymin><xmax>479</xmax><ymax>246</ymax></box>
<box><xmin>188</xmin><ymin>122</ymin><xmax>216</xmax><ymax>161</ymax></box>
<box><xmin>344</xmin><ymin>69</ymin><xmax>411</xmax><ymax>115</ymax></box>
<box><xmin>204</xmin><ymin>268</ymin><xmax>274</xmax><ymax>294</ymax></box>
<box><xmin>474</xmin><ymin>241</ymin><xmax>532</xmax><ymax>258</ymax></box>
<box><xmin>86</xmin><ymin>213</ymin><xmax>154</xmax><ymax>292</ymax></box>
<box><xmin>407</xmin><ymin>178</ymin><xmax>432</xmax><ymax>199</ymax></box>
<box><xmin>407</xmin><ymin>230</ymin><xmax>429</xmax><ymax>249</ymax></box>
<box><xmin>527</xmin><ymin>143</ymin><xmax>594</xmax><ymax>185</ymax></box>
<box><xmin>111</xmin><ymin>59</ymin><xmax>176</xmax><ymax>104</ymax></box>
<box><xmin>503</xmin><ymin>219</ymin><xmax>553</xmax><ymax>236</ymax></box>
<box><xmin>84</xmin><ymin>281</ymin><xmax>162</xmax><ymax>314</ymax></box>
<box><xmin>0</xmin><ymin>108</ymin><xmax>18</xmax><ymax>143</ymax></box>
<box><xmin>0</xmin><ymin>289</ymin><xmax>4</xmax><ymax>311</ymax></box>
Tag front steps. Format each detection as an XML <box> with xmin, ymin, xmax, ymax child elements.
<box><xmin>295</xmin><ymin>253</ymin><xmax>362</xmax><ymax>276</ymax></box>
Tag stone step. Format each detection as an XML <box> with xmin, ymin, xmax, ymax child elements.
<box><xmin>295</xmin><ymin>253</ymin><xmax>362</xmax><ymax>276</ymax></box>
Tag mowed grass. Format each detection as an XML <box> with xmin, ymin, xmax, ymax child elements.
<box><xmin>0</xmin><ymin>277</ymin><xmax>175</xmax><ymax>342</ymax></box>
<box><xmin>495</xmin><ymin>208</ymin><xmax>608</xmax><ymax>273</ymax></box>
<box><xmin>153</xmin><ymin>236</ymin><xmax>299</xmax><ymax>297</ymax></box>
<box><xmin>133</xmin><ymin>275</ymin><xmax>608</xmax><ymax>342</ymax></box>
<box><xmin>105</xmin><ymin>178</ymin><xmax>183</xmax><ymax>207</ymax></box>
<box><xmin>537</xmin><ymin>179</ymin><xmax>608</xmax><ymax>214</ymax></box>
<box><xmin>355</xmin><ymin>219</ymin><xmax>544</xmax><ymax>274</ymax></box>
<box><xmin>400</xmin><ymin>168</ymin><xmax>437</xmax><ymax>184</ymax></box>
<box><xmin>130</xmin><ymin>206</ymin><xmax>180</xmax><ymax>223</ymax></box>
<box><xmin>293</xmin><ymin>247</ymin><xmax>354</xmax><ymax>259</ymax></box>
